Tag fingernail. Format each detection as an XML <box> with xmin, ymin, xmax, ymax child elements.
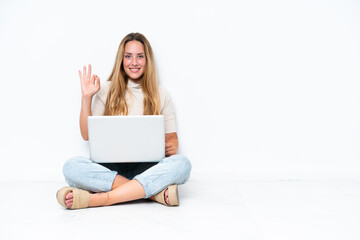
<box><xmin>65</xmin><ymin>200</ymin><xmax>68</xmax><ymax>204</ymax></box>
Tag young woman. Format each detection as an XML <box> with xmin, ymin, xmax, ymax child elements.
<box><xmin>56</xmin><ymin>33</ymin><xmax>191</xmax><ymax>209</ymax></box>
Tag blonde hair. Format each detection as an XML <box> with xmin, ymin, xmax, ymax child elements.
<box><xmin>104</xmin><ymin>33</ymin><xmax>160</xmax><ymax>116</ymax></box>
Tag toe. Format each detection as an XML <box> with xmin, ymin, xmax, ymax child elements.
<box><xmin>65</xmin><ymin>199</ymin><xmax>73</xmax><ymax>208</ymax></box>
<box><xmin>66</xmin><ymin>191</ymin><xmax>73</xmax><ymax>200</ymax></box>
<box><xmin>65</xmin><ymin>191</ymin><xmax>74</xmax><ymax>208</ymax></box>
<box><xmin>164</xmin><ymin>189</ymin><xmax>170</xmax><ymax>205</ymax></box>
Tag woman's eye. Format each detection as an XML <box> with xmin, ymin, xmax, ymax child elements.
<box><xmin>138</xmin><ymin>55</ymin><xmax>144</xmax><ymax>59</ymax></box>
<box><xmin>125</xmin><ymin>55</ymin><xmax>131</xmax><ymax>59</ymax></box>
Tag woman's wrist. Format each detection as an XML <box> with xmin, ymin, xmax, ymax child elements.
<box><xmin>81</xmin><ymin>95</ymin><xmax>93</xmax><ymax>105</ymax></box>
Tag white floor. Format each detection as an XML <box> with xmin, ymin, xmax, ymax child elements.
<box><xmin>1</xmin><ymin>173</ymin><xmax>360</xmax><ymax>240</ymax></box>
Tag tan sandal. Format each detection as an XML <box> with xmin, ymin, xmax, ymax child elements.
<box><xmin>56</xmin><ymin>186</ymin><xmax>90</xmax><ymax>209</ymax></box>
<box><xmin>153</xmin><ymin>185</ymin><xmax>179</xmax><ymax>206</ymax></box>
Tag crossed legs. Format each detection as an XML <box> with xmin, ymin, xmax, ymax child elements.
<box><xmin>61</xmin><ymin>155</ymin><xmax>191</xmax><ymax>208</ymax></box>
<box><xmin>64</xmin><ymin>174</ymin><xmax>171</xmax><ymax>208</ymax></box>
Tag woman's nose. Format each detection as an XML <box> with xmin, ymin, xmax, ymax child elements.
<box><xmin>131</xmin><ymin>56</ymin><xmax>138</xmax><ymax>65</ymax></box>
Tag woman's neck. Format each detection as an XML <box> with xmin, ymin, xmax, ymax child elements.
<box><xmin>128</xmin><ymin>78</ymin><xmax>142</xmax><ymax>85</ymax></box>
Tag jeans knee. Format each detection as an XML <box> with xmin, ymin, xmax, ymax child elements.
<box><xmin>172</xmin><ymin>155</ymin><xmax>192</xmax><ymax>179</ymax></box>
<box><xmin>62</xmin><ymin>156</ymin><xmax>88</xmax><ymax>181</ymax></box>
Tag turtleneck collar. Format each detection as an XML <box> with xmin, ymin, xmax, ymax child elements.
<box><xmin>127</xmin><ymin>79</ymin><xmax>142</xmax><ymax>92</ymax></box>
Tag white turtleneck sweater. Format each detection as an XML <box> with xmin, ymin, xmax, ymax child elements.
<box><xmin>92</xmin><ymin>80</ymin><xmax>177</xmax><ymax>134</ymax></box>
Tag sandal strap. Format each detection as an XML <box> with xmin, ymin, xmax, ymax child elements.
<box><xmin>153</xmin><ymin>188</ymin><xmax>167</xmax><ymax>205</ymax></box>
<box><xmin>71</xmin><ymin>188</ymin><xmax>90</xmax><ymax>209</ymax></box>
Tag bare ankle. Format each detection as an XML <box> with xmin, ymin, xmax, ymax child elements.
<box><xmin>104</xmin><ymin>192</ymin><xmax>110</xmax><ymax>205</ymax></box>
<box><xmin>89</xmin><ymin>192</ymin><xmax>111</xmax><ymax>207</ymax></box>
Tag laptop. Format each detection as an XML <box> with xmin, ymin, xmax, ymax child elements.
<box><xmin>88</xmin><ymin>115</ymin><xmax>165</xmax><ymax>163</ymax></box>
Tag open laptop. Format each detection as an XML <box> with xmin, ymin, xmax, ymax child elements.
<box><xmin>88</xmin><ymin>115</ymin><xmax>165</xmax><ymax>163</ymax></box>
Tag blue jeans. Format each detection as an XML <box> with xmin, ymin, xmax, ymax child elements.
<box><xmin>62</xmin><ymin>155</ymin><xmax>191</xmax><ymax>198</ymax></box>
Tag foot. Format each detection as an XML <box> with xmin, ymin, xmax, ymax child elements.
<box><xmin>149</xmin><ymin>188</ymin><xmax>170</xmax><ymax>205</ymax></box>
<box><xmin>64</xmin><ymin>191</ymin><xmax>110</xmax><ymax>208</ymax></box>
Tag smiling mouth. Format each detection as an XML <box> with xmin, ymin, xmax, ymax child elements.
<box><xmin>130</xmin><ymin>68</ymin><xmax>140</xmax><ymax>73</ymax></box>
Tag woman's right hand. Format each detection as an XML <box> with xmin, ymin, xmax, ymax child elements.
<box><xmin>78</xmin><ymin>64</ymin><xmax>100</xmax><ymax>98</ymax></box>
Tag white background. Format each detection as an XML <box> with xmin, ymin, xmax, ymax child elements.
<box><xmin>0</xmin><ymin>0</ymin><xmax>359</xmax><ymax>181</ymax></box>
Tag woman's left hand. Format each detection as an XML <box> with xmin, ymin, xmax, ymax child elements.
<box><xmin>165</xmin><ymin>132</ymin><xmax>179</xmax><ymax>157</ymax></box>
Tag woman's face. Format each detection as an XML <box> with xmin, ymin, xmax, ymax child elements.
<box><xmin>123</xmin><ymin>40</ymin><xmax>146</xmax><ymax>82</ymax></box>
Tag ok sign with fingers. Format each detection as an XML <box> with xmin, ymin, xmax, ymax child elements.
<box><xmin>79</xmin><ymin>64</ymin><xmax>100</xmax><ymax>98</ymax></box>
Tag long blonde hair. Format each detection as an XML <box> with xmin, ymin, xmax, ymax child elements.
<box><xmin>104</xmin><ymin>33</ymin><xmax>160</xmax><ymax>116</ymax></box>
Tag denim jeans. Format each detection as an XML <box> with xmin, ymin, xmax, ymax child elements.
<box><xmin>62</xmin><ymin>155</ymin><xmax>191</xmax><ymax>198</ymax></box>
